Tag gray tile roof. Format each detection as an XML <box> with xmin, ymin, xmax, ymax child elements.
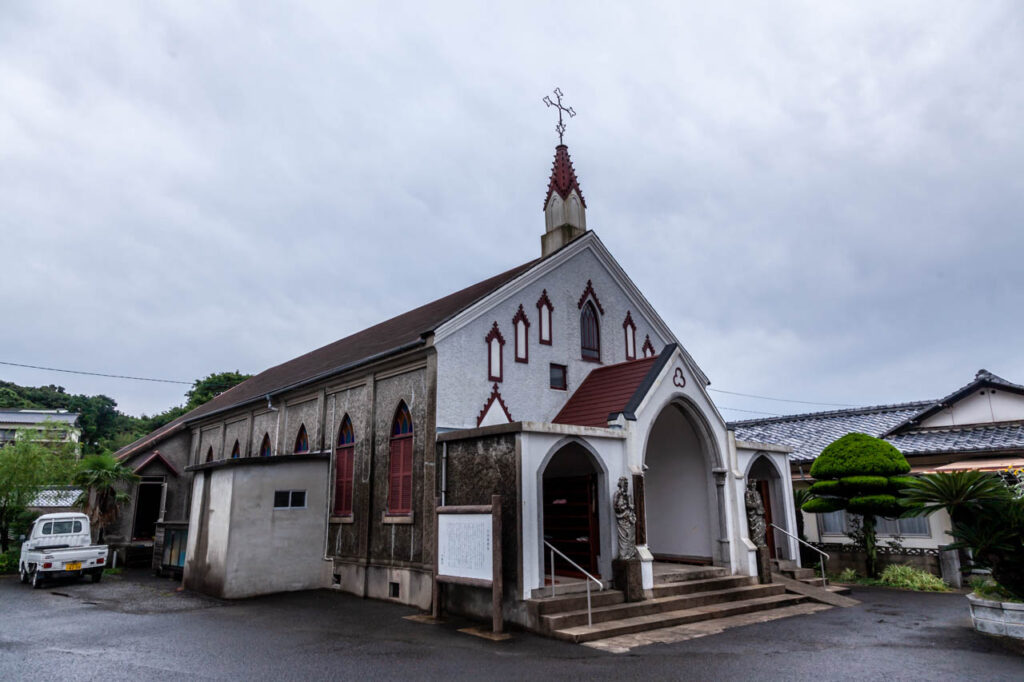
<box><xmin>730</xmin><ymin>402</ymin><xmax>932</xmax><ymax>462</ymax></box>
<box><xmin>30</xmin><ymin>487</ymin><xmax>83</xmax><ymax>507</ymax></box>
<box><xmin>0</xmin><ymin>410</ymin><xmax>79</xmax><ymax>426</ymax></box>
<box><xmin>887</xmin><ymin>423</ymin><xmax>1024</xmax><ymax>455</ymax></box>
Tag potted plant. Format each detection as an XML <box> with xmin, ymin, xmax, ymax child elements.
<box><xmin>902</xmin><ymin>470</ymin><xmax>1024</xmax><ymax>641</ymax></box>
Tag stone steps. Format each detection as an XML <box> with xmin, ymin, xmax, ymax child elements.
<box><xmin>650</xmin><ymin>575</ymin><xmax>758</xmax><ymax>598</ymax></box>
<box><xmin>542</xmin><ymin>583</ymin><xmax>786</xmax><ymax>631</ymax></box>
<box><xmin>654</xmin><ymin>565</ymin><xmax>728</xmax><ymax>584</ymax></box>
<box><xmin>551</xmin><ymin>592</ymin><xmax>808</xmax><ymax>643</ymax></box>
<box><xmin>528</xmin><ymin>589</ymin><xmax>625</xmax><ymax>616</ymax></box>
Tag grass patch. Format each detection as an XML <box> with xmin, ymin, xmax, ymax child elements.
<box><xmin>970</xmin><ymin>576</ymin><xmax>1024</xmax><ymax>604</ymax></box>
<box><xmin>103</xmin><ymin>567</ymin><xmax>124</xmax><ymax>576</ymax></box>
<box><xmin>833</xmin><ymin>564</ymin><xmax>950</xmax><ymax>592</ymax></box>
<box><xmin>0</xmin><ymin>549</ymin><xmax>20</xmax><ymax>575</ymax></box>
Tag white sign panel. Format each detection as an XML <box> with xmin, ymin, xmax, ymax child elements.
<box><xmin>437</xmin><ymin>513</ymin><xmax>492</xmax><ymax>582</ymax></box>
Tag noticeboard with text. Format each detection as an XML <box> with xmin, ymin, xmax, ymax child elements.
<box><xmin>437</xmin><ymin>513</ymin><xmax>492</xmax><ymax>583</ymax></box>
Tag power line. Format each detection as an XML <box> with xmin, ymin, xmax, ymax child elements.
<box><xmin>717</xmin><ymin>405</ymin><xmax>781</xmax><ymax>416</ymax></box>
<box><xmin>0</xmin><ymin>361</ymin><xmax>192</xmax><ymax>385</ymax></box>
<box><xmin>708</xmin><ymin>387</ymin><xmax>855</xmax><ymax>408</ymax></box>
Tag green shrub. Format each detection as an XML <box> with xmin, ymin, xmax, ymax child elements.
<box><xmin>838</xmin><ymin>568</ymin><xmax>858</xmax><ymax>582</ymax></box>
<box><xmin>970</xmin><ymin>577</ymin><xmax>1023</xmax><ymax>603</ymax></box>
<box><xmin>0</xmin><ymin>549</ymin><xmax>19</xmax><ymax>574</ymax></box>
<box><xmin>810</xmin><ymin>433</ymin><xmax>910</xmax><ymax>479</ymax></box>
<box><xmin>840</xmin><ymin>475</ymin><xmax>889</xmax><ymax>492</ymax></box>
<box><xmin>888</xmin><ymin>476</ymin><xmax>917</xmax><ymax>492</ymax></box>
<box><xmin>879</xmin><ymin>564</ymin><xmax>950</xmax><ymax>592</ymax></box>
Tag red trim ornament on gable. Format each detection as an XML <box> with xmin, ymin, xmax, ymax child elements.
<box><xmin>577</xmin><ymin>279</ymin><xmax>605</xmax><ymax>314</ymax></box>
<box><xmin>623</xmin><ymin>311</ymin><xmax>637</xmax><ymax>361</ymax></box>
<box><xmin>485</xmin><ymin>321</ymin><xmax>506</xmax><ymax>382</ymax></box>
<box><xmin>536</xmin><ymin>289</ymin><xmax>554</xmax><ymax>346</ymax></box>
<box><xmin>641</xmin><ymin>334</ymin><xmax>656</xmax><ymax>359</ymax></box>
<box><xmin>476</xmin><ymin>383</ymin><xmax>514</xmax><ymax>427</ymax></box>
<box><xmin>512</xmin><ymin>304</ymin><xmax>530</xmax><ymax>364</ymax></box>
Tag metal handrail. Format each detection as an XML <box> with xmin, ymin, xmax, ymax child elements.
<box><xmin>769</xmin><ymin>522</ymin><xmax>830</xmax><ymax>588</ymax></box>
<box><xmin>544</xmin><ymin>540</ymin><xmax>603</xmax><ymax>628</ymax></box>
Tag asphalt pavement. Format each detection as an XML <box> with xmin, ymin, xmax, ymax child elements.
<box><xmin>0</xmin><ymin>571</ymin><xmax>1019</xmax><ymax>680</ymax></box>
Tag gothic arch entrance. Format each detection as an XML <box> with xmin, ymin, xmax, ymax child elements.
<box><xmin>643</xmin><ymin>401</ymin><xmax>719</xmax><ymax>564</ymax></box>
<box><xmin>747</xmin><ymin>455</ymin><xmax>788</xmax><ymax>560</ymax></box>
<box><xmin>540</xmin><ymin>441</ymin><xmax>606</xmax><ymax>578</ymax></box>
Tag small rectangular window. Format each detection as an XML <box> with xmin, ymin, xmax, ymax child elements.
<box><xmin>274</xmin><ymin>490</ymin><xmax>307</xmax><ymax>509</ymax></box>
<box><xmin>550</xmin><ymin>364</ymin><xmax>567</xmax><ymax>390</ymax></box>
<box><xmin>290</xmin><ymin>490</ymin><xmax>306</xmax><ymax>508</ymax></box>
<box><xmin>819</xmin><ymin>510</ymin><xmax>847</xmax><ymax>535</ymax></box>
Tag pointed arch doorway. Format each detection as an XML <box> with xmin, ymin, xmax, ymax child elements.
<box><xmin>643</xmin><ymin>401</ymin><xmax>719</xmax><ymax>564</ymax></box>
<box><xmin>541</xmin><ymin>441</ymin><xmax>605</xmax><ymax>578</ymax></box>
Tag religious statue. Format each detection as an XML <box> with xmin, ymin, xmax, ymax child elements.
<box><xmin>745</xmin><ymin>480</ymin><xmax>767</xmax><ymax>548</ymax></box>
<box><xmin>614</xmin><ymin>476</ymin><xmax>637</xmax><ymax>560</ymax></box>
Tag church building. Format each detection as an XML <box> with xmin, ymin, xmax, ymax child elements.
<box><xmin>115</xmin><ymin>130</ymin><xmax>803</xmax><ymax>637</ymax></box>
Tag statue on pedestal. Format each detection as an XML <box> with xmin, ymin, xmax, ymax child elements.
<box><xmin>614</xmin><ymin>476</ymin><xmax>637</xmax><ymax>560</ymax></box>
<box><xmin>745</xmin><ymin>480</ymin><xmax>767</xmax><ymax>548</ymax></box>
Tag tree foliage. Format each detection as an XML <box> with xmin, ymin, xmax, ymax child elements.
<box><xmin>0</xmin><ymin>424</ymin><xmax>77</xmax><ymax>552</ymax></box>
<box><xmin>73</xmin><ymin>454</ymin><xmax>138</xmax><ymax>543</ymax></box>
<box><xmin>803</xmin><ymin>432</ymin><xmax>912</xmax><ymax>577</ymax></box>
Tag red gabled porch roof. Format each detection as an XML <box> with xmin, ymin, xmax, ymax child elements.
<box><xmin>553</xmin><ymin>351</ymin><xmax>672</xmax><ymax>428</ymax></box>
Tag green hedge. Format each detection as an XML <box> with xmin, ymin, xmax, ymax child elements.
<box><xmin>803</xmin><ymin>496</ymin><xmax>844</xmax><ymax>513</ymax></box>
<box><xmin>840</xmin><ymin>475</ymin><xmax>889</xmax><ymax>492</ymax></box>
<box><xmin>847</xmin><ymin>494</ymin><xmax>899</xmax><ymax>515</ymax></box>
<box><xmin>888</xmin><ymin>475</ymin><xmax>917</xmax><ymax>492</ymax></box>
<box><xmin>809</xmin><ymin>479</ymin><xmax>841</xmax><ymax>494</ymax></box>
<box><xmin>810</xmin><ymin>433</ymin><xmax>911</xmax><ymax>479</ymax></box>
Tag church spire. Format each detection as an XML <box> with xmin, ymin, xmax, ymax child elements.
<box><xmin>541</xmin><ymin>88</ymin><xmax>587</xmax><ymax>258</ymax></box>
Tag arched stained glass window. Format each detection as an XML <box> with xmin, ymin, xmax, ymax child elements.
<box><xmin>388</xmin><ymin>403</ymin><xmax>413</xmax><ymax>515</ymax></box>
<box><xmin>231</xmin><ymin>440</ymin><xmax>240</xmax><ymax>459</ymax></box>
<box><xmin>294</xmin><ymin>424</ymin><xmax>309</xmax><ymax>454</ymax></box>
<box><xmin>259</xmin><ymin>433</ymin><xmax>272</xmax><ymax>457</ymax></box>
<box><xmin>334</xmin><ymin>415</ymin><xmax>355</xmax><ymax>516</ymax></box>
<box><xmin>580</xmin><ymin>301</ymin><xmax>600</xmax><ymax>362</ymax></box>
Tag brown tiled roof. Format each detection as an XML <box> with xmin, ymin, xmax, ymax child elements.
<box><xmin>554</xmin><ymin>356</ymin><xmax>660</xmax><ymax>428</ymax></box>
<box><xmin>115</xmin><ymin>259</ymin><xmax>539</xmax><ymax>460</ymax></box>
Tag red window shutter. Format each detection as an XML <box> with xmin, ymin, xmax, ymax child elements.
<box><xmin>400</xmin><ymin>437</ymin><xmax>413</xmax><ymax>513</ymax></box>
<box><xmin>388</xmin><ymin>436</ymin><xmax>413</xmax><ymax>514</ymax></box>
<box><xmin>335</xmin><ymin>445</ymin><xmax>353</xmax><ymax>516</ymax></box>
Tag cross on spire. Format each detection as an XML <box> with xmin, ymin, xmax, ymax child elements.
<box><xmin>542</xmin><ymin>87</ymin><xmax>575</xmax><ymax>145</ymax></box>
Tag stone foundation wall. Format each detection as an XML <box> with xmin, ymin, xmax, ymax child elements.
<box><xmin>817</xmin><ymin>543</ymin><xmax>941</xmax><ymax>577</ymax></box>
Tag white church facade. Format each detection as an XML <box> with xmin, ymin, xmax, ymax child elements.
<box><xmin>116</xmin><ymin>141</ymin><xmax>802</xmax><ymax>635</ymax></box>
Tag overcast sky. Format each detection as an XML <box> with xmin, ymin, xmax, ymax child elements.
<box><xmin>2</xmin><ymin>1</ymin><xmax>1022</xmax><ymax>420</ymax></box>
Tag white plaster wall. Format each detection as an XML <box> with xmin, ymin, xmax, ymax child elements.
<box><xmin>921</xmin><ymin>389</ymin><xmax>1024</xmax><ymax>427</ymax></box>
<box><xmin>435</xmin><ymin>246</ymin><xmax>668</xmax><ymax>430</ymax></box>
<box><xmin>804</xmin><ymin>507</ymin><xmax>953</xmax><ymax>550</ymax></box>
<box><xmin>519</xmin><ymin>427</ymin><xmax>628</xmax><ymax>596</ymax></box>
<box><xmin>645</xmin><ymin>405</ymin><xmax>713</xmax><ymax>560</ymax></box>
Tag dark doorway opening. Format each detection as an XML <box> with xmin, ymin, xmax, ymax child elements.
<box><xmin>757</xmin><ymin>479</ymin><xmax>776</xmax><ymax>560</ymax></box>
<box><xmin>132</xmin><ymin>478</ymin><xmax>163</xmax><ymax>541</ymax></box>
<box><xmin>542</xmin><ymin>444</ymin><xmax>601</xmax><ymax>578</ymax></box>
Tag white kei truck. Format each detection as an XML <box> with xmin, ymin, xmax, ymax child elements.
<box><xmin>18</xmin><ymin>512</ymin><xmax>109</xmax><ymax>589</ymax></box>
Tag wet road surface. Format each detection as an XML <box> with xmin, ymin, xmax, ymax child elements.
<box><xmin>0</xmin><ymin>572</ymin><xmax>1019</xmax><ymax>680</ymax></box>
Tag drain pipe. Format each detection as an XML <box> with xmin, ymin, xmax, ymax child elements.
<box><xmin>441</xmin><ymin>442</ymin><xmax>448</xmax><ymax>506</ymax></box>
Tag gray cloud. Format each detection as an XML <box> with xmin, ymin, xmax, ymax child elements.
<box><xmin>2</xmin><ymin>1</ymin><xmax>1022</xmax><ymax>417</ymax></box>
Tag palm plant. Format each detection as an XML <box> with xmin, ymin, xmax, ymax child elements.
<box><xmin>74</xmin><ymin>454</ymin><xmax>138</xmax><ymax>543</ymax></box>
<box><xmin>901</xmin><ymin>471</ymin><xmax>1023</xmax><ymax>600</ymax></box>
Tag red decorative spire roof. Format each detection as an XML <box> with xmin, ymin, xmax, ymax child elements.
<box><xmin>544</xmin><ymin>145</ymin><xmax>587</xmax><ymax>209</ymax></box>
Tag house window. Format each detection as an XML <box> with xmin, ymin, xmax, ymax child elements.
<box><xmin>294</xmin><ymin>424</ymin><xmax>309</xmax><ymax>454</ymax></box>
<box><xmin>513</xmin><ymin>304</ymin><xmax>530</xmax><ymax>363</ymax></box>
<box><xmin>819</xmin><ymin>510</ymin><xmax>848</xmax><ymax>535</ymax></box>
<box><xmin>334</xmin><ymin>415</ymin><xmax>355</xmax><ymax>517</ymax></box>
<box><xmin>642</xmin><ymin>334</ymin><xmax>656</xmax><ymax>359</ymax></box>
<box><xmin>550</xmin><ymin>364</ymin><xmax>567</xmax><ymax>390</ymax></box>
<box><xmin>230</xmin><ymin>440</ymin><xmax>240</xmax><ymax>459</ymax></box>
<box><xmin>273</xmin><ymin>490</ymin><xmax>306</xmax><ymax>509</ymax></box>
<box><xmin>536</xmin><ymin>289</ymin><xmax>553</xmax><ymax>345</ymax></box>
<box><xmin>580</xmin><ymin>301</ymin><xmax>600</xmax><ymax>362</ymax></box>
<box><xmin>878</xmin><ymin>515</ymin><xmax>931</xmax><ymax>537</ymax></box>
<box><xmin>485</xmin><ymin>322</ymin><xmax>505</xmax><ymax>382</ymax></box>
<box><xmin>623</xmin><ymin>311</ymin><xmax>637</xmax><ymax>361</ymax></box>
<box><xmin>259</xmin><ymin>433</ymin><xmax>272</xmax><ymax>457</ymax></box>
<box><xmin>387</xmin><ymin>403</ymin><xmax>414</xmax><ymax>515</ymax></box>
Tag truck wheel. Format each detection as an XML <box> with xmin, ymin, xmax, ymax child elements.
<box><xmin>31</xmin><ymin>568</ymin><xmax>44</xmax><ymax>590</ymax></box>
<box><xmin>90</xmin><ymin>570</ymin><xmax>103</xmax><ymax>583</ymax></box>
<box><xmin>19</xmin><ymin>564</ymin><xmax>30</xmax><ymax>584</ymax></box>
